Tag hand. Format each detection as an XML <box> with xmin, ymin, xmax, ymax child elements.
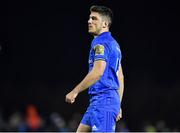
<box><xmin>65</xmin><ymin>90</ymin><xmax>78</xmax><ymax>104</ymax></box>
<box><xmin>116</xmin><ymin>108</ymin><xmax>122</xmax><ymax>121</ymax></box>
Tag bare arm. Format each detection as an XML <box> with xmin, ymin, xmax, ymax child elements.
<box><xmin>116</xmin><ymin>64</ymin><xmax>124</xmax><ymax>121</ymax></box>
<box><xmin>65</xmin><ymin>60</ymin><xmax>106</xmax><ymax>104</ymax></box>
<box><xmin>118</xmin><ymin>64</ymin><xmax>124</xmax><ymax>102</ymax></box>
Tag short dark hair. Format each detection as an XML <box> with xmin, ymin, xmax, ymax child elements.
<box><xmin>90</xmin><ymin>5</ymin><xmax>113</xmax><ymax>28</ymax></box>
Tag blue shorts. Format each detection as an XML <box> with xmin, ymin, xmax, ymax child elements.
<box><xmin>81</xmin><ymin>89</ymin><xmax>120</xmax><ymax>132</ymax></box>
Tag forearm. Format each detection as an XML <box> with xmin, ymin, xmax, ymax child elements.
<box><xmin>118</xmin><ymin>65</ymin><xmax>124</xmax><ymax>103</ymax></box>
<box><xmin>118</xmin><ymin>76</ymin><xmax>124</xmax><ymax>102</ymax></box>
<box><xmin>65</xmin><ymin>60</ymin><xmax>106</xmax><ymax>104</ymax></box>
<box><xmin>73</xmin><ymin>70</ymin><xmax>101</xmax><ymax>94</ymax></box>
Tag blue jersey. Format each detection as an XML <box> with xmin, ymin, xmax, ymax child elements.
<box><xmin>88</xmin><ymin>32</ymin><xmax>122</xmax><ymax>94</ymax></box>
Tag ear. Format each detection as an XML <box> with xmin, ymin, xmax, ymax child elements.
<box><xmin>103</xmin><ymin>21</ymin><xmax>108</xmax><ymax>28</ymax></box>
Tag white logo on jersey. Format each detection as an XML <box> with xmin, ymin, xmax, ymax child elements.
<box><xmin>92</xmin><ymin>125</ymin><xmax>98</xmax><ymax>131</ymax></box>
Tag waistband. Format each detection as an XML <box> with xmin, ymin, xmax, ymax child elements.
<box><xmin>89</xmin><ymin>90</ymin><xmax>120</xmax><ymax>106</ymax></box>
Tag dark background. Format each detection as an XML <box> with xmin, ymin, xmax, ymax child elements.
<box><xmin>0</xmin><ymin>0</ymin><xmax>180</xmax><ymax>130</ymax></box>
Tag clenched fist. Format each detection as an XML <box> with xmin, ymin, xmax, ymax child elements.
<box><xmin>65</xmin><ymin>90</ymin><xmax>78</xmax><ymax>104</ymax></box>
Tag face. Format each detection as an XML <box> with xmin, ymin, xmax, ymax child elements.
<box><xmin>88</xmin><ymin>12</ymin><xmax>105</xmax><ymax>36</ymax></box>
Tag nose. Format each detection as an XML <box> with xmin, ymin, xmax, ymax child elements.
<box><xmin>88</xmin><ymin>18</ymin><xmax>92</xmax><ymax>24</ymax></box>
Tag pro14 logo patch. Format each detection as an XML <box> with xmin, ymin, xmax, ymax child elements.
<box><xmin>94</xmin><ymin>44</ymin><xmax>105</xmax><ymax>55</ymax></box>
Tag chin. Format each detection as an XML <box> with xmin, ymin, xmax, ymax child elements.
<box><xmin>88</xmin><ymin>30</ymin><xmax>93</xmax><ymax>34</ymax></box>
<box><xmin>88</xmin><ymin>29</ymin><xmax>93</xmax><ymax>32</ymax></box>
<box><xmin>88</xmin><ymin>31</ymin><xmax>97</xmax><ymax>36</ymax></box>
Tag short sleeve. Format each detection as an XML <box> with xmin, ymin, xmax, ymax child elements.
<box><xmin>93</xmin><ymin>44</ymin><xmax>109</xmax><ymax>62</ymax></box>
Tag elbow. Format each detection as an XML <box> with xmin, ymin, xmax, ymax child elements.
<box><xmin>93</xmin><ymin>70</ymin><xmax>104</xmax><ymax>81</ymax></box>
<box><xmin>121</xmin><ymin>74</ymin><xmax>124</xmax><ymax>79</ymax></box>
<box><xmin>97</xmin><ymin>73</ymin><xmax>103</xmax><ymax>80</ymax></box>
<box><xmin>119</xmin><ymin>72</ymin><xmax>124</xmax><ymax>80</ymax></box>
<box><xmin>91</xmin><ymin>66</ymin><xmax>105</xmax><ymax>81</ymax></box>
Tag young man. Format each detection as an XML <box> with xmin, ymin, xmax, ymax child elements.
<box><xmin>65</xmin><ymin>5</ymin><xmax>124</xmax><ymax>132</ymax></box>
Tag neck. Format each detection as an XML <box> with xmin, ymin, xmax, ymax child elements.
<box><xmin>94</xmin><ymin>28</ymin><xmax>109</xmax><ymax>38</ymax></box>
